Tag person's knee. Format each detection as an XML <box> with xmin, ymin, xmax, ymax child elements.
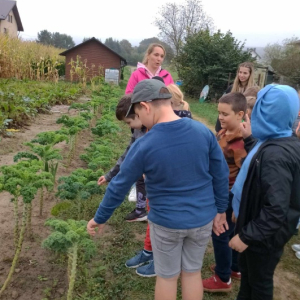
<box><xmin>181</xmin><ymin>270</ymin><xmax>201</xmax><ymax>279</ymax></box>
<box><xmin>157</xmin><ymin>274</ymin><xmax>179</xmax><ymax>282</ymax></box>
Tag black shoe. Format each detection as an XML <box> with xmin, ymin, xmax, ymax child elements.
<box><xmin>125</xmin><ymin>209</ymin><xmax>147</xmax><ymax>222</ymax></box>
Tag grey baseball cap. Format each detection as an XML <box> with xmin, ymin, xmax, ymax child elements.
<box><xmin>126</xmin><ymin>79</ymin><xmax>172</xmax><ymax>117</ymax></box>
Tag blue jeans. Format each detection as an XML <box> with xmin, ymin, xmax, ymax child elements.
<box><xmin>212</xmin><ymin>193</ymin><xmax>239</xmax><ymax>282</ymax></box>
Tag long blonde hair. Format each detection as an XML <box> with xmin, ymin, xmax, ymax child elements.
<box><xmin>231</xmin><ymin>62</ymin><xmax>256</xmax><ymax>93</ymax></box>
<box><xmin>142</xmin><ymin>43</ymin><xmax>166</xmax><ymax>65</ymax></box>
<box><xmin>167</xmin><ymin>84</ymin><xmax>190</xmax><ymax>111</ymax></box>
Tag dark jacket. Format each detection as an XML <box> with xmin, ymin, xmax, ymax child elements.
<box><xmin>104</xmin><ymin>126</ymin><xmax>147</xmax><ymax>181</ymax></box>
<box><xmin>236</xmin><ymin>136</ymin><xmax>300</xmax><ymax>253</ymax></box>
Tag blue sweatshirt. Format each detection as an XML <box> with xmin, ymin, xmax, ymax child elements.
<box><xmin>94</xmin><ymin>118</ymin><xmax>229</xmax><ymax>229</ymax></box>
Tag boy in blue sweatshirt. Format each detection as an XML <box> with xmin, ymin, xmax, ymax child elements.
<box><xmin>87</xmin><ymin>79</ymin><xmax>229</xmax><ymax>300</ymax></box>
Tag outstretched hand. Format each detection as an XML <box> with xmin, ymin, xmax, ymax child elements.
<box><xmin>87</xmin><ymin>219</ymin><xmax>105</xmax><ymax>237</ymax></box>
<box><xmin>213</xmin><ymin>213</ymin><xmax>229</xmax><ymax>236</ymax></box>
<box><xmin>240</xmin><ymin>114</ymin><xmax>252</xmax><ymax>139</ymax></box>
<box><xmin>98</xmin><ymin>176</ymin><xmax>107</xmax><ymax>186</ymax></box>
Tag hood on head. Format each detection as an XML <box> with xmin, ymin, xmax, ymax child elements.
<box><xmin>251</xmin><ymin>84</ymin><xmax>299</xmax><ymax>141</ymax></box>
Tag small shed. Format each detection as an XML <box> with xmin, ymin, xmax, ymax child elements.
<box><xmin>59</xmin><ymin>37</ymin><xmax>127</xmax><ymax>82</ymax></box>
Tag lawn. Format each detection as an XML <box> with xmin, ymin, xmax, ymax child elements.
<box><xmin>188</xmin><ymin>97</ymin><xmax>218</xmax><ymax>127</ymax></box>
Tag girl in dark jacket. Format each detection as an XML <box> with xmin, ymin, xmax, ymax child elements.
<box><xmin>229</xmin><ymin>84</ymin><xmax>300</xmax><ymax>300</ymax></box>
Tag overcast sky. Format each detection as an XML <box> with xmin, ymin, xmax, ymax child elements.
<box><xmin>17</xmin><ymin>0</ymin><xmax>299</xmax><ymax>48</ymax></box>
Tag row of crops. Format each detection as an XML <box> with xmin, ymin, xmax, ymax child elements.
<box><xmin>0</xmin><ymin>78</ymin><xmax>86</xmax><ymax>135</ymax></box>
<box><xmin>0</xmin><ymin>81</ymin><xmax>128</xmax><ymax>299</ymax></box>
<box><xmin>0</xmin><ymin>34</ymin><xmax>64</xmax><ymax>82</ymax></box>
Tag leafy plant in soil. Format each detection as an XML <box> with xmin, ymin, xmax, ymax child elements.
<box><xmin>56</xmin><ymin>115</ymin><xmax>89</xmax><ymax>165</ymax></box>
<box><xmin>0</xmin><ymin>160</ymin><xmax>54</xmax><ymax>296</ymax></box>
<box><xmin>42</xmin><ymin>219</ymin><xmax>97</xmax><ymax>300</ymax></box>
<box><xmin>91</xmin><ymin>115</ymin><xmax>120</xmax><ymax>137</ymax></box>
<box><xmin>56</xmin><ymin>168</ymin><xmax>104</xmax><ymax>220</ymax></box>
<box><xmin>31</xmin><ymin>130</ymin><xmax>68</xmax><ymax>146</ymax></box>
<box><xmin>13</xmin><ymin>142</ymin><xmax>62</xmax><ymax>215</ymax></box>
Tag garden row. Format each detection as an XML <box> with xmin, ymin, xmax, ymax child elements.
<box><xmin>0</xmin><ymin>81</ymin><xmax>129</xmax><ymax>299</ymax></box>
<box><xmin>0</xmin><ymin>79</ymin><xmax>86</xmax><ymax>135</ymax></box>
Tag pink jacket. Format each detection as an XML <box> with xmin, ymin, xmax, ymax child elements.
<box><xmin>125</xmin><ymin>65</ymin><xmax>174</xmax><ymax>94</ymax></box>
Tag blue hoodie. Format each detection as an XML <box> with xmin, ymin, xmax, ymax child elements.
<box><xmin>232</xmin><ymin>84</ymin><xmax>299</xmax><ymax>217</ymax></box>
<box><xmin>251</xmin><ymin>84</ymin><xmax>299</xmax><ymax>140</ymax></box>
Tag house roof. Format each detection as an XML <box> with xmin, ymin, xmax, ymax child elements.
<box><xmin>247</xmin><ymin>47</ymin><xmax>261</xmax><ymax>59</ymax></box>
<box><xmin>59</xmin><ymin>37</ymin><xmax>127</xmax><ymax>65</ymax></box>
<box><xmin>0</xmin><ymin>0</ymin><xmax>23</xmax><ymax>31</ymax></box>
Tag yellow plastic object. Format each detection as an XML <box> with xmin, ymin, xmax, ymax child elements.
<box><xmin>5</xmin><ymin>129</ymin><xmax>20</xmax><ymax>132</ymax></box>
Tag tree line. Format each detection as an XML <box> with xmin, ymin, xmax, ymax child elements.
<box><xmin>36</xmin><ymin>0</ymin><xmax>299</xmax><ymax>98</ymax></box>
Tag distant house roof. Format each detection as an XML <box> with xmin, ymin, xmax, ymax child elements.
<box><xmin>59</xmin><ymin>37</ymin><xmax>127</xmax><ymax>65</ymax></box>
<box><xmin>247</xmin><ymin>47</ymin><xmax>261</xmax><ymax>59</ymax></box>
<box><xmin>0</xmin><ymin>0</ymin><xmax>23</xmax><ymax>31</ymax></box>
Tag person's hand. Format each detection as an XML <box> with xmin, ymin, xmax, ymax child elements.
<box><xmin>213</xmin><ymin>213</ymin><xmax>229</xmax><ymax>236</ymax></box>
<box><xmin>229</xmin><ymin>234</ymin><xmax>248</xmax><ymax>253</ymax></box>
<box><xmin>240</xmin><ymin>114</ymin><xmax>252</xmax><ymax>139</ymax></box>
<box><xmin>98</xmin><ymin>176</ymin><xmax>107</xmax><ymax>185</ymax></box>
<box><xmin>87</xmin><ymin>219</ymin><xmax>105</xmax><ymax>237</ymax></box>
<box><xmin>232</xmin><ymin>212</ymin><xmax>237</xmax><ymax>223</ymax></box>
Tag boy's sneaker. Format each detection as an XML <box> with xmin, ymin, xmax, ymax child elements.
<box><xmin>136</xmin><ymin>260</ymin><xmax>156</xmax><ymax>277</ymax></box>
<box><xmin>210</xmin><ymin>264</ymin><xmax>241</xmax><ymax>280</ymax></box>
<box><xmin>125</xmin><ymin>209</ymin><xmax>147</xmax><ymax>222</ymax></box>
<box><xmin>203</xmin><ymin>275</ymin><xmax>232</xmax><ymax>293</ymax></box>
<box><xmin>125</xmin><ymin>250</ymin><xmax>153</xmax><ymax>268</ymax></box>
<box><xmin>292</xmin><ymin>244</ymin><xmax>300</xmax><ymax>252</ymax></box>
<box><xmin>128</xmin><ymin>185</ymin><xmax>137</xmax><ymax>202</ymax></box>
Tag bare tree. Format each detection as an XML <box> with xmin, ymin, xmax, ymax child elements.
<box><xmin>154</xmin><ymin>0</ymin><xmax>214</xmax><ymax>55</ymax></box>
<box><xmin>263</xmin><ymin>37</ymin><xmax>300</xmax><ymax>85</ymax></box>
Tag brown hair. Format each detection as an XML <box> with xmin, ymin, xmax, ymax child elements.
<box><xmin>115</xmin><ymin>94</ymin><xmax>135</xmax><ymax>120</ymax></box>
<box><xmin>142</xmin><ymin>43</ymin><xmax>166</xmax><ymax>65</ymax></box>
<box><xmin>219</xmin><ymin>92</ymin><xmax>247</xmax><ymax>114</ymax></box>
<box><xmin>243</xmin><ymin>86</ymin><xmax>260</xmax><ymax>97</ymax></box>
<box><xmin>246</xmin><ymin>96</ymin><xmax>257</xmax><ymax>110</ymax></box>
<box><xmin>296</xmin><ymin>121</ymin><xmax>300</xmax><ymax>139</ymax></box>
<box><xmin>231</xmin><ymin>62</ymin><xmax>256</xmax><ymax>93</ymax></box>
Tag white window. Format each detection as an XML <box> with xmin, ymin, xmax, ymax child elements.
<box><xmin>7</xmin><ymin>15</ymin><xmax>13</xmax><ymax>23</ymax></box>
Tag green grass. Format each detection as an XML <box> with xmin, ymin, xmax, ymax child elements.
<box><xmin>187</xmin><ymin>97</ymin><xmax>218</xmax><ymax>127</ymax></box>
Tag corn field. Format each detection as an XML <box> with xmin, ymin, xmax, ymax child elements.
<box><xmin>0</xmin><ymin>34</ymin><xmax>65</xmax><ymax>82</ymax></box>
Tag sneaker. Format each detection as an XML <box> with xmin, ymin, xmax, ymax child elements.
<box><xmin>136</xmin><ymin>260</ymin><xmax>156</xmax><ymax>277</ymax></box>
<box><xmin>125</xmin><ymin>209</ymin><xmax>147</xmax><ymax>222</ymax></box>
<box><xmin>296</xmin><ymin>251</ymin><xmax>300</xmax><ymax>259</ymax></box>
<box><xmin>292</xmin><ymin>244</ymin><xmax>300</xmax><ymax>252</ymax></box>
<box><xmin>210</xmin><ymin>264</ymin><xmax>241</xmax><ymax>280</ymax></box>
<box><xmin>203</xmin><ymin>274</ymin><xmax>232</xmax><ymax>293</ymax></box>
<box><xmin>128</xmin><ymin>185</ymin><xmax>137</xmax><ymax>202</ymax></box>
<box><xmin>125</xmin><ymin>250</ymin><xmax>153</xmax><ymax>268</ymax></box>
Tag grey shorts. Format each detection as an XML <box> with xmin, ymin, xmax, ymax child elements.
<box><xmin>149</xmin><ymin>220</ymin><xmax>212</xmax><ymax>278</ymax></box>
